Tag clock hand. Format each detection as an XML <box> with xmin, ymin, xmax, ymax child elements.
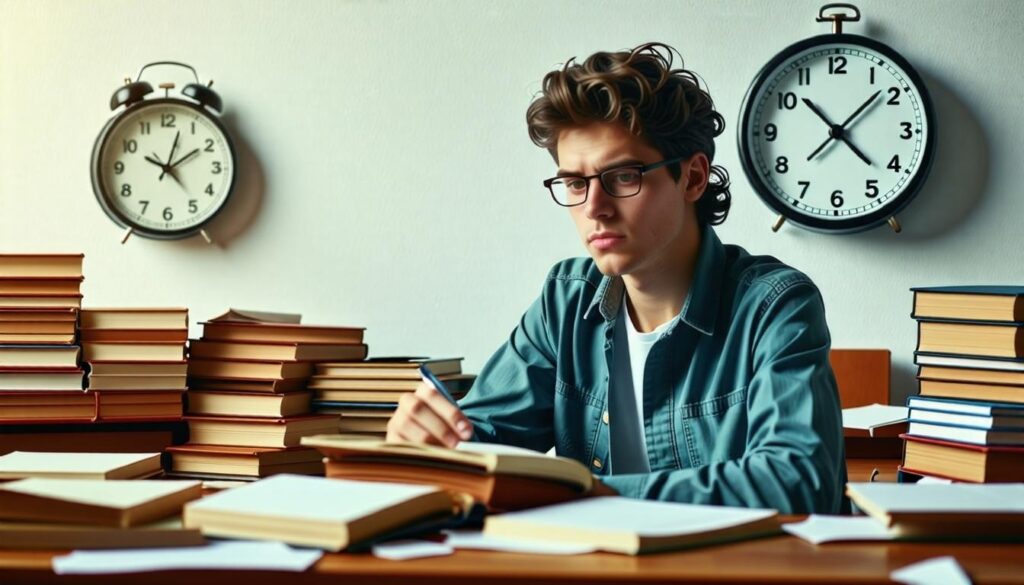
<box><xmin>838</xmin><ymin>90</ymin><xmax>882</xmax><ymax>129</ymax></box>
<box><xmin>806</xmin><ymin>136</ymin><xmax>832</xmax><ymax>161</ymax></box>
<box><xmin>839</xmin><ymin>136</ymin><xmax>872</xmax><ymax>166</ymax></box>
<box><xmin>144</xmin><ymin>154</ymin><xmax>165</xmax><ymax>169</ymax></box>
<box><xmin>161</xmin><ymin>131</ymin><xmax>181</xmax><ymax>181</ymax></box>
<box><xmin>170</xmin><ymin>148</ymin><xmax>200</xmax><ymax>168</ymax></box>
<box><xmin>801</xmin><ymin>98</ymin><xmax>836</xmax><ymax>128</ymax></box>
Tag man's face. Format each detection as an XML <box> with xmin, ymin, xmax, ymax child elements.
<box><xmin>555</xmin><ymin>122</ymin><xmax>703</xmax><ymax>279</ymax></box>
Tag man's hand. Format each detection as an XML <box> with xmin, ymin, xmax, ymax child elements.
<box><xmin>588</xmin><ymin>477</ymin><xmax>619</xmax><ymax>497</ymax></box>
<box><xmin>386</xmin><ymin>382</ymin><xmax>473</xmax><ymax>448</ymax></box>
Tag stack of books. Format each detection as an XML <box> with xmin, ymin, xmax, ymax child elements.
<box><xmin>80</xmin><ymin>308</ymin><xmax>189</xmax><ymax>420</ymax></box>
<box><xmin>168</xmin><ymin>311</ymin><xmax>365</xmax><ymax>480</ymax></box>
<box><xmin>309</xmin><ymin>357</ymin><xmax>474</xmax><ymax>438</ymax></box>
<box><xmin>903</xmin><ymin>286</ymin><xmax>1024</xmax><ymax>483</ymax></box>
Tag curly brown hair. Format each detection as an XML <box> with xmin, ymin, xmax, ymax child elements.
<box><xmin>526</xmin><ymin>42</ymin><xmax>731</xmax><ymax>225</ymax></box>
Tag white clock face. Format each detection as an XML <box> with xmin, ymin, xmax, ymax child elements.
<box><xmin>744</xmin><ymin>41</ymin><xmax>932</xmax><ymax>227</ymax></box>
<box><xmin>97</xmin><ymin>100</ymin><xmax>234</xmax><ymax>235</ymax></box>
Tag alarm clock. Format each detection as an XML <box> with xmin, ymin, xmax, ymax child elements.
<box><xmin>90</xmin><ymin>61</ymin><xmax>236</xmax><ymax>243</ymax></box>
<box><xmin>737</xmin><ymin>3</ymin><xmax>936</xmax><ymax>234</ymax></box>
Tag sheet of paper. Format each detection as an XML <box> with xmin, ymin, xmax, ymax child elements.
<box><xmin>891</xmin><ymin>556</ymin><xmax>972</xmax><ymax>585</ymax></box>
<box><xmin>782</xmin><ymin>515</ymin><xmax>893</xmax><ymax>544</ymax></box>
<box><xmin>455</xmin><ymin>442</ymin><xmax>552</xmax><ymax>457</ymax></box>
<box><xmin>847</xmin><ymin>483</ymin><xmax>1024</xmax><ymax>513</ymax></box>
<box><xmin>372</xmin><ymin>539</ymin><xmax>453</xmax><ymax>560</ymax></box>
<box><xmin>52</xmin><ymin>541</ymin><xmax>322</xmax><ymax>574</ymax></box>
<box><xmin>444</xmin><ymin>530</ymin><xmax>597</xmax><ymax>555</ymax></box>
<box><xmin>488</xmin><ymin>496</ymin><xmax>776</xmax><ymax>537</ymax></box>
<box><xmin>842</xmin><ymin>404</ymin><xmax>908</xmax><ymax>430</ymax></box>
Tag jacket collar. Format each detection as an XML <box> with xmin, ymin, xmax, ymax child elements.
<box><xmin>585</xmin><ymin>225</ymin><xmax>724</xmax><ymax>336</ymax></box>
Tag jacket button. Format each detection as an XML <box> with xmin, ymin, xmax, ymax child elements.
<box><xmin>602</xmin><ymin>411</ymin><xmax>609</xmax><ymax>425</ymax></box>
<box><xmin>592</xmin><ymin>458</ymin><xmax>603</xmax><ymax>469</ymax></box>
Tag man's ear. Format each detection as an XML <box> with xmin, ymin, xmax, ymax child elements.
<box><xmin>681</xmin><ymin>153</ymin><xmax>710</xmax><ymax>204</ymax></box>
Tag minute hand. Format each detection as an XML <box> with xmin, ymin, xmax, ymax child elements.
<box><xmin>839</xmin><ymin>89</ymin><xmax>882</xmax><ymax>129</ymax></box>
<box><xmin>170</xmin><ymin>148</ymin><xmax>200</xmax><ymax>168</ymax></box>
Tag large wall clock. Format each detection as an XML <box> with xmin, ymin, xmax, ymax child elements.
<box><xmin>738</xmin><ymin>4</ymin><xmax>936</xmax><ymax>234</ymax></box>
<box><xmin>90</xmin><ymin>62</ymin><xmax>236</xmax><ymax>244</ymax></box>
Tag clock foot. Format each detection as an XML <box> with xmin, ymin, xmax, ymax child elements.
<box><xmin>120</xmin><ymin>228</ymin><xmax>134</xmax><ymax>244</ymax></box>
<box><xmin>887</xmin><ymin>217</ymin><xmax>902</xmax><ymax>233</ymax></box>
<box><xmin>199</xmin><ymin>229</ymin><xmax>214</xmax><ymax>245</ymax></box>
<box><xmin>771</xmin><ymin>215</ymin><xmax>786</xmax><ymax>232</ymax></box>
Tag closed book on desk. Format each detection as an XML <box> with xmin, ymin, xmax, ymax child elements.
<box><xmin>315</xmin><ymin>358</ymin><xmax>462</xmax><ymax>378</ymax></box>
<box><xmin>0</xmin><ymin>278</ymin><xmax>82</xmax><ymax>296</ymax></box>
<box><xmin>183</xmin><ymin>474</ymin><xmax>457</xmax><ymax>551</ymax></box>
<box><xmin>917</xmin><ymin>319</ymin><xmax>1024</xmax><ymax>358</ymax></box>
<box><xmin>0</xmin><ymin>517</ymin><xmax>203</xmax><ymax>549</ymax></box>
<box><xmin>901</xmin><ymin>435</ymin><xmax>1024</xmax><ymax>483</ymax></box>
<box><xmin>484</xmin><ymin>496</ymin><xmax>780</xmax><ymax>555</ymax></box>
<box><xmin>165</xmin><ymin>444</ymin><xmax>323</xmax><ymax>477</ymax></box>
<box><xmin>0</xmin><ymin>345</ymin><xmax>80</xmax><ymax>368</ymax></box>
<box><xmin>0</xmin><ymin>367</ymin><xmax>84</xmax><ymax>391</ymax></box>
<box><xmin>304</xmin><ymin>436</ymin><xmax>593</xmax><ymax>510</ymax></box>
<box><xmin>82</xmin><ymin>342</ymin><xmax>185</xmax><ymax>362</ymax></box>
<box><xmin>0</xmin><ymin>451</ymin><xmax>162</xmax><ymax>480</ymax></box>
<box><xmin>187</xmin><ymin>358</ymin><xmax>313</xmax><ymax>381</ymax></box>
<box><xmin>0</xmin><ymin>254</ymin><xmax>84</xmax><ymax>278</ymax></box>
<box><xmin>918</xmin><ymin>364</ymin><xmax>1024</xmax><ymax>386</ymax></box>
<box><xmin>185</xmin><ymin>415</ymin><xmax>338</xmax><ymax>448</ymax></box>
<box><xmin>0</xmin><ymin>478</ymin><xmax>201</xmax><ymax>527</ymax></box>
<box><xmin>186</xmin><ymin>391</ymin><xmax>311</xmax><ymax>418</ymax></box>
<box><xmin>846</xmin><ymin>482</ymin><xmax>1024</xmax><ymax>539</ymax></box>
<box><xmin>309</xmin><ymin>373</ymin><xmax>471</xmax><ymax>391</ymax></box>
<box><xmin>912</xmin><ymin>286</ymin><xmax>1024</xmax><ymax>322</ymax></box>
<box><xmin>907</xmin><ymin>421</ymin><xmax>1024</xmax><ymax>446</ymax></box>
<box><xmin>200</xmin><ymin>321</ymin><xmax>365</xmax><ymax>345</ymax></box>
<box><xmin>189</xmin><ymin>339</ymin><xmax>368</xmax><ymax>363</ymax></box>
<box><xmin>80</xmin><ymin>308</ymin><xmax>188</xmax><ymax>330</ymax></box>
<box><xmin>918</xmin><ymin>379</ymin><xmax>1024</xmax><ymax>405</ymax></box>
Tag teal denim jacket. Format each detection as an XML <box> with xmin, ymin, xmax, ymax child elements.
<box><xmin>459</xmin><ymin>225</ymin><xmax>846</xmax><ymax>514</ymax></box>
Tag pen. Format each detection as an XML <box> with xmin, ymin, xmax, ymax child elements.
<box><xmin>418</xmin><ymin>364</ymin><xmax>460</xmax><ymax>407</ymax></box>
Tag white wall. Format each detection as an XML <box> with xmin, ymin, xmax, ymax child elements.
<box><xmin>2</xmin><ymin>0</ymin><xmax>1022</xmax><ymax>404</ymax></box>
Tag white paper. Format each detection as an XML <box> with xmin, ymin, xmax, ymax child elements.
<box><xmin>782</xmin><ymin>515</ymin><xmax>893</xmax><ymax>544</ymax></box>
<box><xmin>455</xmin><ymin>442</ymin><xmax>552</xmax><ymax>457</ymax></box>
<box><xmin>891</xmin><ymin>556</ymin><xmax>972</xmax><ymax>585</ymax></box>
<box><xmin>372</xmin><ymin>539</ymin><xmax>453</xmax><ymax>560</ymax></box>
<box><xmin>52</xmin><ymin>541</ymin><xmax>322</xmax><ymax>574</ymax></box>
<box><xmin>847</xmin><ymin>483</ymin><xmax>1024</xmax><ymax>514</ymax></box>
<box><xmin>0</xmin><ymin>451</ymin><xmax>160</xmax><ymax>478</ymax></box>
<box><xmin>842</xmin><ymin>404</ymin><xmax>908</xmax><ymax>432</ymax></box>
<box><xmin>487</xmin><ymin>496</ymin><xmax>776</xmax><ymax>538</ymax></box>
<box><xmin>444</xmin><ymin>530</ymin><xmax>597</xmax><ymax>555</ymax></box>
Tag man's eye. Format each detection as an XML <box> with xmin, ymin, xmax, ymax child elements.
<box><xmin>565</xmin><ymin>179</ymin><xmax>587</xmax><ymax>191</ymax></box>
<box><xmin>612</xmin><ymin>170</ymin><xmax>640</xmax><ymax>184</ymax></box>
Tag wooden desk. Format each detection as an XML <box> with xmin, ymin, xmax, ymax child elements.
<box><xmin>1</xmin><ymin>534</ymin><xmax>1022</xmax><ymax>585</ymax></box>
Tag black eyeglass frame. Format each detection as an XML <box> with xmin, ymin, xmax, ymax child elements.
<box><xmin>542</xmin><ymin>156</ymin><xmax>687</xmax><ymax>207</ymax></box>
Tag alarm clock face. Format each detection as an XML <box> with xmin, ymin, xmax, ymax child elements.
<box><xmin>739</xmin><ymin>34</ymin><xmax>934</xmax><ymax>233</ymax></box>
<box><xmin>92</xmin><ymin>98</ymin><xmax>235</xmax><ymax>238</ymax></box>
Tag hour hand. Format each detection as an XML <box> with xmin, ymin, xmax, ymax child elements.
<box><xmin>801</xmin><ymin>98</ymin><xmax>836</xmax><ymax>127</ymax></box>
<box><xmin>144</xmin><ymin>154</ymin><xmax>165</xmax><ymax>169</ymax></box>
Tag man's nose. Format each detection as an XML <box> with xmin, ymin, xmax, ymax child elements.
<box><xmin>583</xmin><ymin>177</ymin><xmax>614</xmax><ymax>219</ymax></box>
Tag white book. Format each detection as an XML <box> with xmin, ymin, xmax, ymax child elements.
<box><xmin>483</xmin><ymin>496</ymin><xmax>779</xmax><ymax>555</ymax></box>
<box><xmin>842</xmin><ymin>404</ymin><xmax>908</xmax><ymax>436</ymax></box>
<box><xmin>183</xmin><ymin>474</ymin><xmax>456</xmax><ymax>551</ymax></box>
<box><xmin>909</xmin><ymin>409</ymin><xmax>1024</xmax><ymax>430</ymax></box>
<box><xmin>0</xmin><ymin>451</ymin><xmax>162</xmax><ymax>480</ymax></box>
<box><xmin>907</xmin><ymin>421</ymin><xmax>1024</xmax><ymax>446</ymax></box>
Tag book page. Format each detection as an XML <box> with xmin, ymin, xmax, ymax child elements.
<box><xmin>186</xmin><ymin>474</ymin><xmax>441</xmax><ymax>522</ymax></box>
<box><xmin>456</xmin><ymin>442</ymin><xmax>552</xmax><ymax>457</ymax></box>
<box><xmin>842</xmin><ymin>404</ymin><xmax>908</xmax><ymax>430</ymax></box>
<box><xmin>489</xmin><ymin>497</ymin><xmax>776</xmax><ymax>537</ymax></box>
<box><xmin>848</xmin><ymin>483</ymin><xmax>1024</xmax><ymax>513</ymax></box>
<box><xmin>0</xmin><ymin>452</ymin><xmax>160</xmax><ymax>476</ymax></box>
<box><xmin>0</xmin><ymin>479</ymin><xmax>200</xmax><ymax>509</ymax></box>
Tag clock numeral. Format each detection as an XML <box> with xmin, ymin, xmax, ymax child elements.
<box><xmin>777</xmin><ymin>92</ymin><xmax>797</xmax><ymax>110</ymax></box>
<box><xmin>211</xmin><ymin>161</ymin><xmax>222</xmax><ymax>174</ymax></box>
<box><xmin>204</xmin><ymin>138</ymin><xmax>215</xmax><ymax>152</ymax></box>
<box><xmin>120</xmin><ymin>184</ymin><xmax>132</xmax><ymax>197</ymax></box>
<box><xmin>899</xmin><ymin>122</ymin><xmax>913</xmax><ymax>139</ymax></box>
<box><xmin>114</xmin><ymin>161</ymin><xmax>124</xmax><ymax>175</ymax></box>
<box><xmin>798</xmin><ymin>67</ymin><xmax>811</xmax><ymax>86</ymax></box>
<box><xmin>797</xmin><ymin>180</ymin><xmax>810</xmax><ymax>199</ymax></box>
<box><xmin>828</xmin><ymin>56</ymin><xmax>847</xmax><ymax>75</ymax></box>
<box><xmin>774</xmin><ymin>156</ymin><xmax>789</xmax><ymax>174</ymax></box>
<box><xmin>865</xmin><ymin>179</ymin><xmax>879</xmax><ymax>198</ymax></box>
<box><xmin>163</xmin><ymin>207</ymin><xmax>174</xmax><ymax>221</ymax></box>
<box><xmin>139</xmin><ymin>121</ymin><xmax>151</xmax><ymax>135</ymax></box>
<box><xmin>138</xmin><ymin>200</ymin><xmax>149</xmax><ymax>215</ymax></box>
<box><xmin>764</xmin><ymin>123</ymin><xmax>778</xmax><ymax>142</ymax></box>
<box><xmin>161</xmin><ymin>113</ymin><xmax>176</xmax><ymax>128</ymax></box>
<box><xmin>887</xmin><ymin>87</ymin><xmax>901</xmax><ymax>105</ymax></box>
<box><xmin>887</xmin><ymin>154</ymin><xmax>902</xmax><ymax>173</ymax></box>
<box><xmin>189</xmin><ymin>200</ymin><xmax>198</xmax><ymax>214</ymax></box>
<box><xmin>191</xmin><ymin>121</ymin><xmax>196</xmax><ymax>135</ymax></box>
<box><xmin>122</xmin><ymin>139</ymin><xmax>137</xmax><ymax>153</ymax></box>
<box><xmin>830</xmin><ymin>190</ymin><xmax>844</xmax><ymax>208</ymax></box>
<box><xmin>205</xmin><ymin>183</ymin><xmax>215</xmax><ymax>196</ymax></box>
<box><xmin>869</xmin><ymin>66</ymin><xmax>875</xmax><ymax>85</ymax></box>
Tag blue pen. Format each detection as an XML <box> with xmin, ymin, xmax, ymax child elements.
<box><xmin>418</xmin><ymin>364</ymin><xmax>459</xmax><ymax>407</ymax></box>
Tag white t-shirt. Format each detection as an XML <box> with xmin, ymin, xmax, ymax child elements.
<box><xmin>609</xmin><ymin>296</ymin><xmax>671</xmax><ymax>474</ymax></box>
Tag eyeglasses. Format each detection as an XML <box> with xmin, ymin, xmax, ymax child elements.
<box><xmin>542</xmin><ymin>156</ymin><xmax>686</xmax><ymax>207</ymax></box>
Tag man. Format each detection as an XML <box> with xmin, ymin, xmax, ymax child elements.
<box><xmin>386</xmin><ymin>42</ymin><xmax>846</xmax><ymax>514</ymax></box>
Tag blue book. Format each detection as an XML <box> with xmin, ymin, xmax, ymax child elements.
<box><xmin>912</xmin><ymin>285</ymin><xmax>1024</xmax><ymax>322</ymax></box>
<box><xmin>907</xmin><ymin>396</ymin><xmax>1024</xmax><ymax>417</ymax></box>
<box><xmin>907</xmin><ymin>421</ymin><xmax>1024</xmax><ymax>446</ymax></box>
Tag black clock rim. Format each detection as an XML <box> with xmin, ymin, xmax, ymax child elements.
<box><xmin>89</xmin><ymin>97</ymin><xmax>238</xmax><ymax>241</ymax></box>
<box><xmin>737</xmin><ymin>33</ymin><xmax>937</xmax><ymax>234</ymax></box>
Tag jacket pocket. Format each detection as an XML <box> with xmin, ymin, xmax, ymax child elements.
<box><xmin>680</xmin><ymin>386</ymin><xmax>747</xmax><ymax>467</ymax></box>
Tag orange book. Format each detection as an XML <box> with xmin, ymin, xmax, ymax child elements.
<box><xmin>0</xmin><ymin>255</ymin><xmax>84</xmax><ymax>278</ymax></box>
<box><xmin>199</xmin><ymin>322</ymin><xmax>365</xmax><ymax>345</ymax></box>
<box><xmin>186</xmin><ymin>358</ymin><xmax>312</xmax><ymax>381</ymax></box>
<box><xmin>0</xmin><ymin>278</ymin><xmax>83</xmax><ymax>296</ymax></box>
<box><xmin>80</xmin><ymin>329</ymin><xmax>188</xmax><ymax>343</ymax></box>
<box><xmin>165</xmin><ymin>444</ymin><xmax>324</xmax><ymax>478</ymax></box>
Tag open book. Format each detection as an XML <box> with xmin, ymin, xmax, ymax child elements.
<box><xmin>302</xmin><ymin>436</ymin><xmax>593</xmax><ymax>511</ymax></box>
<box><xmin>483</xmin><ymin>497</ymin><xmax>780</xmax><ymax>555</ymax></box>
